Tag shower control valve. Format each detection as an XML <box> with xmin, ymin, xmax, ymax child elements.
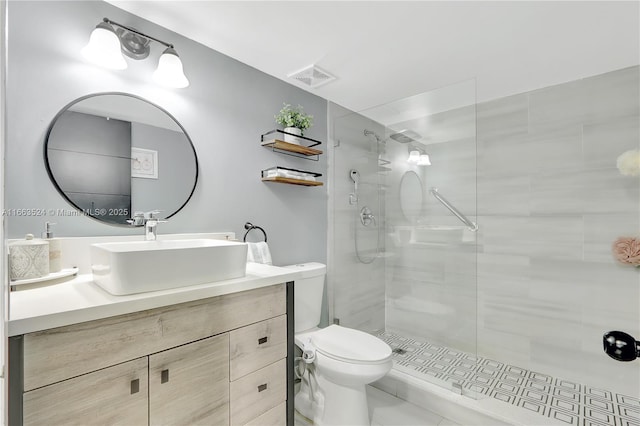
<box><xmin>360</xmin><ymin>206</ymin><xmax>377</xmax><ymax>226</ymax></box>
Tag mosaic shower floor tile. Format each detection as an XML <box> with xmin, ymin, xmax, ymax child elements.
<box><xmin>376</xmin><ymin>331</ymin><xmax>640</xmax><ymax>426</ymax></box>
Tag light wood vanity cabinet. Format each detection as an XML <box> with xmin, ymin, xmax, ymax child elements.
<box><xmin>12</xmin><ymin>284</ymin><xmax>290</xmax><ymax>426</ymax></box>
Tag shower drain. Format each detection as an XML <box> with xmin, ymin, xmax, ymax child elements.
<box><xmin>392</xmin><ymin>348</ymin><xmax>407</xmax><ymax>355</ymax></box>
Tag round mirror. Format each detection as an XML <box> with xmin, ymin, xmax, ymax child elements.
<box><xmin>399</xmin><ymin>170</ymin><xmax>423</xmax><ymax>222</ymax></box>
<box><xmin>45</xmin><ymin>93</ymin><xmax>198</xmax><ymax>226</ymax></box>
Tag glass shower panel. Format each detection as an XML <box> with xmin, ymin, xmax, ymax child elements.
<box><xmin>330</xmin><ymin>78</ymin><xmax>478</xmax><ymax>395</ymax></box>
<box><xmin>329</xmin><ymin>103</ymin><xmax>387</xmax><ymax>333</ymax></box>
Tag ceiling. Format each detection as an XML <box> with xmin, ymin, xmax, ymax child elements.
<box><xmin>107</xmin><ymin>1</ymin><xmax>639</xmax><ymax>114</ymax></box>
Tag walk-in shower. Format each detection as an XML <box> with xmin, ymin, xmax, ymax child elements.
<box><xmin>329</xmin><ymin>70</ymin><xmax>640</xmax><ymax>426</ymax></box>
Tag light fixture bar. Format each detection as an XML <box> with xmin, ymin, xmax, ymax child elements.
<box><xmin>102</xmin><ymin>18</ymin><xmax>174</xmax><ymax>49</ymax></box>
<box><xmin>84</xmin><ymin>17</ymin><xmax>189</xmax><ymax>88</ymax></box>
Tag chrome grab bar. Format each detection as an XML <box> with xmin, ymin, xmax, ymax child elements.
<box><xmin>429</xmin><ymin>188</ymin><xmax>478</xmax><ymax>232</ymax></box>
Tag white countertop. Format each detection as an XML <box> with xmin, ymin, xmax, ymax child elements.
<box><xmin>9</xmin><ymin>262</ymin><xmax>300</xmax><ymax>336</ymax></box>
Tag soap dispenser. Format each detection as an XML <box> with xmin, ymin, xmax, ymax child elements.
<box><xmin>43</xmin><ymin>221</ymin><xmax>62</xmax><ymax>273</ymax></box>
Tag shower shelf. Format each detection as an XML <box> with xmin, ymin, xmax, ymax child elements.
<box><xmin>261</xmin><ymin>129</ymin><xmax>323</xmax><ymax>160</ymax></box>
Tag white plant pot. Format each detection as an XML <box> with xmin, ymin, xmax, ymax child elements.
<box><xmin>283</xmin><ymin>127</ymin><xmax>302</xmax><ymax>145</ymax></box>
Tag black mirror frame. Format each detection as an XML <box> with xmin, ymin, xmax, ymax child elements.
<box><xmin>43</xmin><ymin>92</ymin><xmax>199</xmax><ymax>226</ymax></box>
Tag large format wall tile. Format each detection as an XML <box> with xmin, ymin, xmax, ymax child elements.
<box><xmin>478</xmin><ymin>216</ymin><xmax>584</xmax><ymax>260</ymax></box>
<box><xmin>583</xmin><ymin>115</ymin><xmax>640</xmax><ymax>169</ymax></box>
<box><xmin>475</xmin><ymin>66</ymin><xmax>640</xmax><ymax>394</ymax></box>
<box><xmin>477</xmin><ymin>93</ymin><xmax>529</xmax><ymax>140</ymax></box>
<box><xmin>584</xmin><ymin>214</ymin><xmax>640</xmax><ymax>263</ymax></box>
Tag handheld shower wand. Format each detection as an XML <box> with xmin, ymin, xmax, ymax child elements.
<box><xmin>349</xmin><ymin>169</ymin><xmax>359</xmax><ymax>205</ymax></box>
<box><xmin>350</xmin><ymin>169</ymin><xmax>359</xmax><ymax>187</ymax></box>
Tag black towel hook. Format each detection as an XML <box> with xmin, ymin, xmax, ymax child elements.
<box><xmin>243</xmin><ymin>222</ymin><xmax>268</xmax><ymax>242</ymax></box>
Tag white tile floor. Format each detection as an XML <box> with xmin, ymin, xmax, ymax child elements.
<box><xmin>294</xmin><ymin>385</ymin><xmax>459</xmax><ymax>426</ymax></box>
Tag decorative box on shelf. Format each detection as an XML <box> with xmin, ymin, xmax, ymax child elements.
<box><xmin>261</xmin><ymin>129</ymin><xmax>323</xmax><ymax>160</ymax></box>
<box><xmin>261</xmin><ymin>167</ymin><xmax>323</xmax><ymax>187</ymax></box>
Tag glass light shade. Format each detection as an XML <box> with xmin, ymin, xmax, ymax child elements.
<box><xmin>81</xmin><ymin>22</ymin><xmax>127</xmax><ymax>70</ymax></box>
<box><xmin>417</xmin><ymin>154</ymin><xmax>431</xmax><ymax>166</ymax></box>
<box><xmin>407</xmin><ymin>150</ymin><xmax>420</xmax><ymax>164</ymax></box>
<box><xmin>153</xmin><ymin>48</ymin><xmax>189</xmax><ymax>88</ymax></box>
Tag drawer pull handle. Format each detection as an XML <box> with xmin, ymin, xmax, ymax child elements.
<box><xmin>161</xmin><ymin>369</ymin><xmax>169</xmax><ymax>384</ymax></box>
<box><xmin>130</xmin><ymin>379</ymin><xmax>140</xmax><ymax>394</ymax></box>
<box><xmin>258</xmin><ymin>383</ymin><xmax>268</xmax><ymax>392</ymax></box>
<box><xmin>258</xmin><ymin>336</ymin><xmax>268</xmax><ymax>345</ymax></box>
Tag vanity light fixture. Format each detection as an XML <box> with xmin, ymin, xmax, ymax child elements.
<box><xmin>83</xmin><ymin>18</ymin><xmax>190</xmax><ymax>88</ymax></box>
<box><xmin>81</xmin><ymin>20</ymin><xmax>127</xmax><ymax>70</ymax></box>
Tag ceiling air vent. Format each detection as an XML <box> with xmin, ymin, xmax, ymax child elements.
<box><xmin>288</xmin><ymin>65</ymin><xmax>336</xmax><ymax>88</ymax></box>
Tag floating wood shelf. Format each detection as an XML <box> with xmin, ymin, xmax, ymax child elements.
<box><xmin>261</xmin><ymin>139</ymin><xmax>323</xmax><ymax>156</ymax></box>
<box><xmin>261</xmin><ymin>177</ymin><xmax>323</xmax><ymax>186</ymax></box>
<box><xmin>260</xmin><ymin>130</ymin><xmax>324</xmax><ymax>187</ymax></box>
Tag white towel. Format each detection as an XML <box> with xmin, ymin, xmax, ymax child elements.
<box><xmin>247</xmin><ymin>242</ymin><xmax>273</xmax><ymax>265</ymax></box>
<box><xmin>266</xmin><ymin>169</ymin><xmax>315</xmax><ymax>181</ymax></box>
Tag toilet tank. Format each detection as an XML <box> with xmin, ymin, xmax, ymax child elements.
<box><xmin>283</xmin><ymin>263</ymin><xmax>326</xmax><ymax>333</ymax></box>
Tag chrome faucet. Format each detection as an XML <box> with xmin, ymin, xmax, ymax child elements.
<box><xmin>127</xmin><ymin>210</ymin><xmax>166</xmax><ymax>240</ymax></box>
<box><xmin>144</xmin><ymin>211</ymin><xmax>166</xmax><ymax>241</ymax></box>
<box><xmin>145</xmin><ymin>218</ymin><xmax>160</xmax><ymax>241</ymax></box>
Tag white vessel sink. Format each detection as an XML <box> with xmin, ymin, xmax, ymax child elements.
<box><xmin>91</xmin><ymin>239</ymin><xmax>248</xmax><ymax>295</ymax></box>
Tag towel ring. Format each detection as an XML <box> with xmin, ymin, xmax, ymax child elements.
<box><xmin>243</xmin><ymin>222</ymin><xmax>268</xmax><ymax>242</ymax></box>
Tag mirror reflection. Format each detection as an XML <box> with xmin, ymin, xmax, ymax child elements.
<box><xmin>399</xmin><ymin>170</ymin><xmax>424</xmax><ymax>222</ymax></box>
<box><xmin>45</xmin><ymin>93</ymin><xmax>198</xmax><ymax>225</ymax></box>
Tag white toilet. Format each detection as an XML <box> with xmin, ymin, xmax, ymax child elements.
<box><xmin>284</xmin><ymin>263</ymin><xmax>392</xmax><ymax>426</ymax></box>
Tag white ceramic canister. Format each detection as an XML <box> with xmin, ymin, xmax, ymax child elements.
<box><xmin>9</xmin><ymin>234</ymin><xmax>50</xmax><ymax>281</ymax></box>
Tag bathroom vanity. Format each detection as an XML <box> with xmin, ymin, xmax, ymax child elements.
<box><xmin>7</xmin><ymin>236</ymin><xmax>299</xmax><ymax>426</ymax></box>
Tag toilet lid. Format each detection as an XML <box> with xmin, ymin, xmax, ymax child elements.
<box><xmin>311</xmin><ymin>325</ymin><xmax>392</xmax><ymax>363</ymax></box>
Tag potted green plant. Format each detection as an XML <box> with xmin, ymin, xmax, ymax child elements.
<box><xmin>274</xmin><ymin>103</ymin><xmax>313</xmax><ymax>144</ymax></box>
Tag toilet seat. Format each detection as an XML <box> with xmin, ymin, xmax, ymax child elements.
<box><xmin>310</xmin><ymin>325</ymin><xmax>392</xmax><ymax>364</ymax></box>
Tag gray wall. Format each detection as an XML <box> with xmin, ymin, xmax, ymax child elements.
<box><xmin>5</xmin><ymin>1</ymin><xmax>327</xmax><ymax>265</ymax></box>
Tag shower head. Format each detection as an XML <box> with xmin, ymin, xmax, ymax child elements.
<box><xmin>390</xmin><ymin>129</ymin><xmax>422</xmax><ymax>144</ymax></box>
<box><xmin>350</xmin><ymin>169</ymin><xmax>360</xmax><ymax>184</ymax></box>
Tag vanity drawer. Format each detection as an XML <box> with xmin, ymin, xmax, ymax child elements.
<box><xmin>23</xmin><ymin>284</ymin><xmax>286</xmax><ymax>391</ymax></box>
<box><xmin>244</xmin><ymin>402</ymin><xmax>286</xmax><ymax>426</ymax></box>
<box><xmin>230</xmin><ymin>358</ymin><xmax>286</xmax><ymax>426</ymax></box>
<box><xmin>229</xmin><ymin>314</ymin><xmax>287</xmax><ymax>380</ymax></box>
<box><xmin>23</xmin><ymin>357</ymin><xmax>148</xmax><ymax>426</ymax></box>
